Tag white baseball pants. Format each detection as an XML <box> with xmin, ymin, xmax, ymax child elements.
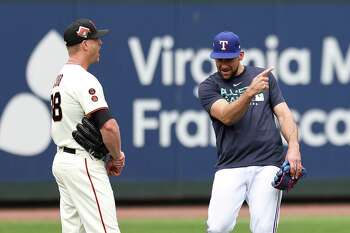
<box><xmin>207</xmin><ymin>166</ymin><xmax>282</xmax><ymax>233</ymax></box>
<box><xmin>52</xmin><ymin>148</ymin><xmax>121</xmax><ymax>233</ymax></box>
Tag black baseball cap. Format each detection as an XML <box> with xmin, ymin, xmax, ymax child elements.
<box><xmin>64</xmin><ymin>18</ymin><xmax>109</xmax><ymax>47</ymax></box>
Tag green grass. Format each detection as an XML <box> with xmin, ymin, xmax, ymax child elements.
<box><xmin>1</xmin><ymin>217</ymin><xmax>350</xmax><ymax>233</ymax></box>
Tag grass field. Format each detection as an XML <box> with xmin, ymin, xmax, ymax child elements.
<box><xmin>1</xmin><ymin>217</ymin><xmax>350</xmax><ymax>233</ymax></box>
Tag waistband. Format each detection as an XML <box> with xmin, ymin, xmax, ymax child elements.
<box><xmin>63</xmin><ymin>147</ymin><xmax>75</xmax><ymax>154</ymax></box>
<box><xmin>58</xmin><ymin>146</ymin><xmax>105</xmax><ymax>161</ymax></box>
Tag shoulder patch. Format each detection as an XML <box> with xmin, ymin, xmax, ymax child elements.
<box><xmin>91</xmin><ymin>95</ymin><xmax>98</xmax><ymax>102</ymax></box>
<box><xmin>89</xmin><ymin>88</ymin><xmax>96</xmax><ymax>95</ymax></box>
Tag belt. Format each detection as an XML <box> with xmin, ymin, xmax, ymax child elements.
<box><xmin>61</xmin><ymin>147</ymin><xmax>105</xmax><ymax>161</ymax></box>
<box><xmin>62</xmin><ymin>147</ymin><xmax>76</xmax><ymax>154</ymax></box>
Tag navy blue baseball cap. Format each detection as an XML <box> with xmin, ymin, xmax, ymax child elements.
<box><xmin>210</xmin><ymin>31</ymin><xmax>241</xmax><ymax>59</ymax></box>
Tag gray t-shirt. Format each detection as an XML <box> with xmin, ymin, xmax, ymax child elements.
<box><xmin>198</xmin><ymin>66</ymin><xmax>285</xmax><ymax>170</ymax></box>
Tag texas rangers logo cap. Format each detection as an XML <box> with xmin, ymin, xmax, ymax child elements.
<box><xmin>64</xmin><ymin>18</ymin><xmax>109</xmax><ymax>47</ymax></box>
<box><xmin>210</xmin><ymin>31</ymin><xmax>241</xmax><ymax>59</ymax></box>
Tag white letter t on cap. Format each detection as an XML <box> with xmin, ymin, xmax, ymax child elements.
<box><xmin>219</xmin><ymin>40</ymin><xmax>228</xmax><ymax>50</ymax></box>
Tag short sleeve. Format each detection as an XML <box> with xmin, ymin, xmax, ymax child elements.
<box><xmin>198</xmin><ymin>77</ymin><xmax>223</xmax><ymax>113</ymax></box>
<box><xmin>269</xmin><ymin>73</ymin><xmax>285</xmax><ymax>108</ymax></box>
<box><xmin>74</xmin><ymin>75</ymin><xmax>108</xmax><ymax>114</ymax></box>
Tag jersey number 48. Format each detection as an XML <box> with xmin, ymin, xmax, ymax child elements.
<box><xmin>50</xmin><ymin>92</ymin><xmax>62</xmax><ymax>121</ymax></box>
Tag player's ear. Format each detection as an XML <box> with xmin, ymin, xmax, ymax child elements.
<box><xmin>238</xmin><ymin>51</ymin><xmax>244</xmax><ymax>61</ymax></box>
<box><xmin>81</xmin><ymin>40</ymin><xmax>89</xmax><ymax>51</ymax></box>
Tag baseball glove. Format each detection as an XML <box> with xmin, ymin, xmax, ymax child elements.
<box><xmin>72</xmin><ymin>117</ymin><xmax>109</xmax><ymax>159</ymax></box>
<box><xmin>272</xmin><ymin>161</ymin><xmax>307</xmax><ymax>191</ymax></box>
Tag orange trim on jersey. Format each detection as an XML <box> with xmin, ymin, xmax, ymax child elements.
<box><xmin>86</xmin><ymin>107</ymin><xmax>109</xmax><ymax>117</ymax></box>
<box><xmin>84</xmin><ymin>159</ymin><xmax>108</xmax><ymax>233</ymax></box>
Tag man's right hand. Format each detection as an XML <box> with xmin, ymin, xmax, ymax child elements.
<box><xmin>107</xmin><ymin>151</ymin><xmax>125</xmax><ymax>176</ymax></box>
<box><xmin>247</xmin><ymin>67</ymin><xmax>274</xmax><ymax>96</ymax></box>
<box><xmin>116</xmin><ymin>151</ymin><xmax>125</xmax><ymax>169</ymax></box>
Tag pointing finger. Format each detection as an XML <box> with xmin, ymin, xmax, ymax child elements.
<box><xmin>257</xmin><ymin>67</ymin><xmax>274</xmax><ymax>77</ymax></box>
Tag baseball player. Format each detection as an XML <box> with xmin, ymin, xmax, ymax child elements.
<box><xmin>198</xmin><ymin>31</ymin><xmax>303</xmax><ymax>233</ymax></box>
<box><xmin>51</xmin><ymin>18</ymin><xmax>125</xmax><ymax>233</ymax></box>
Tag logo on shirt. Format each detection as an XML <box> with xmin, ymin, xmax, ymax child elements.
<box><xmin>88</xmin><ymin>88</ymin><xmax>96</xmax><ymax>95</ymax></box>
<box><xmin>220</xmin><ymin>86</ymin><xmax>264</xmax><ymax>105</ymax></box>
<box><xmin>91</xmin><ymin>95</ymin><xmax>98</xmax><ymax>102</ymax></box>
<box><xmin>232</xmin><ymin>82</ymin><xmax>242</xmax><ymax>87</ymax></box>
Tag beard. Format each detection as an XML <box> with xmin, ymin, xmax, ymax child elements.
<box><xmin>219</xmin><ymin>65</ymin><xmax>239</xmax><ymax>79</ymax></box>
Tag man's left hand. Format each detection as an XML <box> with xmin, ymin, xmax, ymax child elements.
<box><xmin>285</xmin><ymin>147</ymin><xmax>302</xmax><ymax>179</ymax></box>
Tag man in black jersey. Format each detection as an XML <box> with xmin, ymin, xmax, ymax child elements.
<box><xmin>198</xmin><ymin>31</ymin><xmax>303</xmax><ymax>233</ymax></box>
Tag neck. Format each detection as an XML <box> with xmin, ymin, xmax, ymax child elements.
<box><xmin>235</xmin><ymin>64</ymin><xmax>244</xmax><ymax>76</ymax></box>
<box><xmin>67</xmin><ymin>56</ymin><xmax>89</xmax><ymax>70</ymax></box>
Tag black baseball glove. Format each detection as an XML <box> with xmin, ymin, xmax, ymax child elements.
<box><xmin>72</xmin><ymin>117</ymin><xmax>109</xmax><ymax>159</ymax></box>
<box><xmin>271</xmin><ymin>161</ymin><xmax>307</xmax><ymax>191</ymax></box>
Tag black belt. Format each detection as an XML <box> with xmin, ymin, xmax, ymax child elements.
<box><xmin>63</xmin><ymin>147</ymin><xmax>76</xmax><ymax>154</ymax></box>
